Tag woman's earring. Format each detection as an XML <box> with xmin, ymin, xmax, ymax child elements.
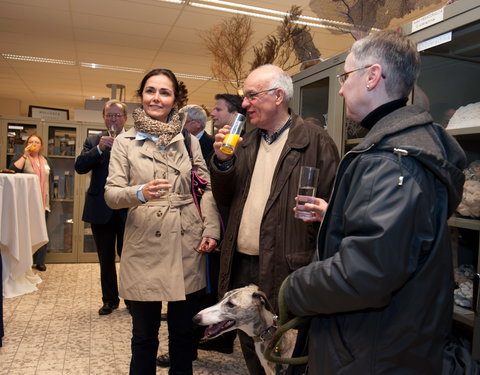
<box><xmin>366</xmin><ymin>84</ymin><xmax>370</xmax><ymax>90</ymax></box>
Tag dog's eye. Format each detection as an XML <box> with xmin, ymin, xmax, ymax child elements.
<box><xmin>226</xmin><ymin>301</ymin><xmax>235</xmax><ymax>308</ymax></box>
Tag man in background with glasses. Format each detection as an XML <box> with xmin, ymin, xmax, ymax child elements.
<box><xmin>75</xmin><ymin>99</ymin><xmax>129</xmax><ymax>315</ymax></box>
<box><xmin>209</xmin><ymin>64</ymin><xmax>339</xmax><ymax>374</ymax></box>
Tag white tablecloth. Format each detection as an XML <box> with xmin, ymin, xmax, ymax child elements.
<box><xmin>0</xmin><ymin>173</ymin><xmax>48</xmax><ymax>298</ymax></box>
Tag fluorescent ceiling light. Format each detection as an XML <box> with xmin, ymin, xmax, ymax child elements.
<box><xmin>79</xmin><ymin>62</ymin><xmax>145</xmax><ymax>73</ymax></box>
<box><xmin>2</xmin><ymin>54</ymin><xmax>75</xmax><ymax>65</ymax></box>
<box><xmin>175</xmin><ymin>72</ymin><xmax>215</xmax><ymax>81</ymax></box>
<box><xmin>2</xmin><ymin>53</ymin><xmax>215</xmax><ymax>81</ymax></box>
<box><xmin>201</xmin><ymin>0</ymin><xmax>352</xmax><ymax>27</ymax></box>
<box><xmin>159</xmin><ymin>0</ymin><xmax>355</xmax><ymax>30</ymax></box>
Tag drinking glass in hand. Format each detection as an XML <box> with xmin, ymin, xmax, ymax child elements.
<box><xmin>108</xmin><ymin>125</ymin><xmax>117</xmax><ymax>138</ymax></box>
<box><xmin>220</xmin><ymin>113</ymin><xmax>246</xmax><ymax>155</ymax></box>
<box><xmin>295</xmin><ymin>166</ymin><xmax>320</xmax><ymax>220</ymax></box>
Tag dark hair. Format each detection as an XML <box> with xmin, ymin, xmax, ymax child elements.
<box><xmin>136</xmin><ymin>69</ymin><xmax>183</xmax><ymax>105</ymax></box>
<box><xmin>215</xmin><ymin>93</ymin><xmax>245</xmax><ymax>115</ymax></box>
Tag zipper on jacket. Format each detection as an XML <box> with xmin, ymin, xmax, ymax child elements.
<box><xmin>393</xmin><ymin>148</ymin><xmax>408</xmax><ymax>186</ymax></box>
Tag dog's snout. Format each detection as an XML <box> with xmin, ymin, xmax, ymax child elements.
<box><xmin>192</xmin><ymin>313</ymin><xmax>201</xmax><ymax>324</ymax></box>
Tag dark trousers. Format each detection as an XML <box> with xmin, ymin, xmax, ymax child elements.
<box><xmin>230</xmin><ymin>252</ymin><xmax>266</xmax><ymax>375</ymax></box>
<box><xmin>129</xmin><ymin>291</ymin><xmax>201</xmax><ymax>375</ymax></box>
<box><xmin>33</xmin><ymin>211</ymin><xmax>48</xmax><ymax>266</ymax></box>
<box><xmin>91</xmin><ymin>210</ymin><xmax>125</xmax><ymax>305</ymax></box>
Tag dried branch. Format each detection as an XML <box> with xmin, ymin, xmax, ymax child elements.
<box><xmin>251</xmin><ymin>5</ymin><xmax>320</xmax><ymax>71</ymax></box>
<box><xmin>200</xmin><ymin>15</ymin><xmax>253</xmax><ymax>92</ymax></box>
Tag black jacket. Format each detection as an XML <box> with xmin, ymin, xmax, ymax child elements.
<box><xmin>284</xmin><ymin>105</ymin><xmax>466</xmax><ymax>374</ymax></box>
<box><xmin>75</xmin><ymin>131</ymin><xmax>127</xmax><ymax>224</ymax></box>
<box><xmin>198</xmin><ymin>131</ymin><xmax>214</xmax><ymax>161</ymax></box>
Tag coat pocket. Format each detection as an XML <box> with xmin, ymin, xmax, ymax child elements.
<box><xmin>124</xmin><ymin>206</ymin><xmax>146</xmax><ymax>243</ymax></box>
<box><xmin>181</xmin><ymin>203</ymin><xmax>203</xmax><ymax>240</ymax></box>
<box><xmin>326</xmin><ymin>317</ymin><xmax>355</xmax><ymax>368</ymax></box>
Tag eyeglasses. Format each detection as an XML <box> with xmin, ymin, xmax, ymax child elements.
<box><xmin>105</xmin><ymin>113</ymin><xmax>125</xmax><ymax>119</ymax></box>
<box><xmin>242</xmin><ymin>88</ymin><xmax>278</xmax><ymax>101</ymax></box>
<box><xmin>337</xmin><ymin>65</ymin><xmax>386</xmax><ymax>86</ymax></box>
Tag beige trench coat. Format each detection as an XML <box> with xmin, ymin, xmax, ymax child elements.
<box><xmin>104</xmin><ymin>127</ymin><xmax>220</xmax><ymax>302</ymax></box>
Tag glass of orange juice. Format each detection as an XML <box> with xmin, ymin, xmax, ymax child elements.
<box><xmin>220</xmin><ymin>113</ymin><xmax>246</xmax><ymax>155</ymax></box>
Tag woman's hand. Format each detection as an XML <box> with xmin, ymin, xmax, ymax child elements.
<box><xmin>23</xmin><ymin>145</ymin><xmax>33</xmax><ymax>158</ymax></box>
<box><xmin>142</xmin><ymin>179</ymin><xmax>172</xmax><ymax>201</ymax></box>
<box><xmin>195</xmin><ymin>237</ymin><xmax>218</xmax><ymax>253</ymax></box>
<box><xmin>293</xmin><ymin>197</ymin><xmax>328</xmax><ymax>223</ymax></box>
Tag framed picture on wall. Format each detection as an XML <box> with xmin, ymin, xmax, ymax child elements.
<box><xmin>28</xmin><ymin>105</ymin><xmax>69</xmax><ymax>121</ymax></box>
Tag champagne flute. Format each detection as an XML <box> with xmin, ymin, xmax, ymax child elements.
<box><xmin>108</xmin><ymin>125</ymin><xmax>117</xmax><ymax>138</ymax></box>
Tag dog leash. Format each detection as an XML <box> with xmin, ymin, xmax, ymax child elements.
<box><xmin>264</xmin><ymin>278</ymin><xmax>309</xmax><ymax>367</ymax></box>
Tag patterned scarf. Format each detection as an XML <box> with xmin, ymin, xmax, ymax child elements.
<box><xmin>133</xmin><ymin>107</ymin><xmax>183</xmax><ymax>147</ymax></box>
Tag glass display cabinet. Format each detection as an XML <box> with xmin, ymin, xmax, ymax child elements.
<box><xmin>292</xmin><ymin>52</ymin><xmax>347</xmax><ymax>153</ymax></box>
<box><xmin>292</xmin><ymin>0</ymin><xmax>480</xmax><ymax>359</ymax></box>
<box><xmin>0</xmin><ymin>115</ymin><xmax>105</xmax><ymax>263</ymax></box>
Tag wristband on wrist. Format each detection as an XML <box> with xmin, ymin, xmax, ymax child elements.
<box><xmin>22</xmin><ymin>155</ymin><xmax>27</xmax><ymax>160</ymax></box>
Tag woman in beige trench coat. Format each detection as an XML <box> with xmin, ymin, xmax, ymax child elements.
<box><xmin>104</xmin><ymin>68</ymin><xmax>220</xmax><ymax>375</ymax></box>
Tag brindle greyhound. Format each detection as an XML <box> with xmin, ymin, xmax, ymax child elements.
<box><xmin>193</xmin><ymin>284</ymin><xmax>296</xmax><ymax>375</ymax></box>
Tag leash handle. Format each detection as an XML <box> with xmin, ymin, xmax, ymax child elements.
<box><xmin>264</xmin><ymin>278</ymin><xmax>308</xmax><ymax>366</ymax></box>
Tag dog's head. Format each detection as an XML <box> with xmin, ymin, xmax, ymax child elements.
<box><xmin>193</xmin><ymin>284</ymin><xmax>273</xmax><ymax>339</ymax></box>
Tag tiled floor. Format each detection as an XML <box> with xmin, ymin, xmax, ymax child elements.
<box><xmin>0</xmin><ymin>263</ymin><xmax>248</xmax><ymax>374</ymax></box>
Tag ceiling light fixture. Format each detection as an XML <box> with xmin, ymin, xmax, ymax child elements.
<box><xmin>2</xmin><ymin>53</ymin><xmax>216</xmax><ymax>81</ymax></box>
<box><xmin>200</xmin><ymin>0</ymin><xmax>352</xmax><ymax>28</ymax></box>
<box><xmin>2</xmin><ymin>54</ymin><xmax>75</xmax><ymax>65</ymax></box>
<box><xmin>79</xmin><ymin>62</ymin><xmax>145</xmax><ymax>73</ymax></box>
<box><xmin>157</xmin><ymin>0</ymin><xmax>355</xmax><ymax>30</ymax></box>
<box><xmin>175</xmin><ymin>72</ymin><xmax>215</xmax><ymax>81</ymax></box>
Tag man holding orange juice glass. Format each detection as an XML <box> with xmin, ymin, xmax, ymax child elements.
<box><xmin>209</xmin><ymin>64</ymin><xmax>339</xmax><ymax>374</ymax></box>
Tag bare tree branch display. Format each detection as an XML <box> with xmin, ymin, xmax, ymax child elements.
<box><xmin>309</xmin><ymin>0</ymin><xmax>445</xmax><ymax>40</ymax></box>
<box><xmin>201</xmin><ymin>6</ymin><xmax>322</xmax><ymax>91</ymax></box>
<box><xmin>200</xmin><ymin>15</ymin><xmax>253</xmax><ymax>92</ymax></box>
<box><xmin>251</xmin><ymin>5</ymin><xmax>321</xmax><ymax>71</ymax></box>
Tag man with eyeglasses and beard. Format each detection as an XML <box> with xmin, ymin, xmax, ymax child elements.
<box><xmin>209</xmin><ymin>64</ymin><xmax>339</xmax><ymax>374</ymax></box>
<box><xmin>75</xmin><ymin>99</ymin><xmax>129</xmax><ymax>316</ymax></box>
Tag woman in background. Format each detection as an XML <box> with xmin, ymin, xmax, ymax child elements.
<box><xmin>10</xmin><ymin>134</ymin><xmax>53</xmax><ymax>271</ymax></box>
<box><xmin>105</xmin><ymin>68</ymin><xmax>220</xmax><ymax>375</ymax></box>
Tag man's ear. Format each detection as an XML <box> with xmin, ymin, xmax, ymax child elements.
<box><xmin>275</xmin><ymin>88</ymin><xmax>285</xmax><ymax>105</ymax></box>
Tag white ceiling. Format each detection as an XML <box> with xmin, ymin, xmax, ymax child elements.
<box><xmin>0</xmin><ymin>0</ymin><xmax>440</xmax><ymax>118</ymax></box>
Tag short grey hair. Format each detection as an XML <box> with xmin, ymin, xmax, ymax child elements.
<box><xmin>253</xmin><ymin>64</ymin><xmax>294</xmax><ymax>102</ymax></box>
<box><xmin>179</xmin><ymin>104</ymin><xmax>207</xmax><ymax>128</ymax></box>
<box><xmin>349</xmin><ymin>30</ymin><xmax>420</xmax><ymax>98</ymax></box>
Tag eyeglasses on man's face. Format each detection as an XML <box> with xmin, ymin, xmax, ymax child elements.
<box><xmin>242</xmin><ymin>88</ymin><xmax>278</xmax><ymax>102</ymax></box>
<box><xmin>337</xmin><ymin>65</ymin><xmax>386</xmax><ymax>86</ymax></box>
<box><xmin>105</xmin><ymin>113</ymin><xmax>125</xmax><ymax>119</ymax></box>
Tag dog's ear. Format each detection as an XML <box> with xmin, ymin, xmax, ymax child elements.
<box><xmin>252</xmin><ymin>291</ymin><xmax>267</xmax><ymax>307</ymax></box>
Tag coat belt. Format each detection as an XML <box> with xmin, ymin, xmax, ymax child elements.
<box><xmin>143</xmin><ymin>193</ymin><xmax>193</xmax><ymax>207</ymax></box>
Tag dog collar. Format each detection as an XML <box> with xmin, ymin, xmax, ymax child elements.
<box><xmin>253</xmin><ymin>315</ymin><xmax>279</xmax><ymax>342</ymax></box>
<box><xmin>253</xmin><ymin>325</ymin><xmax>278</xmax><ymax>342</ymax></box>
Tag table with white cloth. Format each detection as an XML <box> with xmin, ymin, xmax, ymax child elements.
<box><xmin>0</xmin><ymin>173</ymin><xmax>48</xmax><ymax>299</ymax></box>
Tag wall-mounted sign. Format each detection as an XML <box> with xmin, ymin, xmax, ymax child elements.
<box><xmin>28</xmin><ymin>105</ymin><xmax>69</xmax><ymax>121</ymax></box>
<box><xmin>417</xmin><ymin>32</ymin><xmax>452</xmax><ymax>52</ymax></box>
<box><xmin>412</xmin><ymin>8</ymin><xmax>444</xmax><ymax>33</ymax></box>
